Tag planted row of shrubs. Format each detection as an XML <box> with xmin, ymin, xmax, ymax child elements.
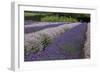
<box><xmin>24</xmin><ymin>23</ymin><xmax>71</xmax><ymax>54</ymax></box>
<box><xmin>25</xmin><ymin>15</ymin><xmax>78</xmax><ymax>22</ymax></box>
<box><xmin>41</xmin><ymin>16</ymin><xmax>78</xmax><ymax>22</ymax></box>
<box><xmin>24</xmin><ymin>11</ymin><xmax>90</xmax><ymax>22</ymax></box>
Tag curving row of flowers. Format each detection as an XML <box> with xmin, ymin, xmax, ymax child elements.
<box><xmin>24</xmin><ymin>22</ymin><xmax>85</xmax><ymax>61</ymax></box>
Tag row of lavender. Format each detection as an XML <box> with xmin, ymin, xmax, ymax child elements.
<box><xmin>24</xmin><ymin>23</ymin><xmax>83</xmax><ymax>61</ymax></box>
<box><xmin>24</xmin><ymin>22</ymin><xmax>70</xmax><ymax>33</ymax></box>
<box><xmin>25</xmin><ymin>23</ymin><xmax>87</xmax><ymax>61</ymax></box>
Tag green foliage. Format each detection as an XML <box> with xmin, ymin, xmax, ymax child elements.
<box><xmin>24</xmin><ymin>11</ymin><xmax>90</xmax><ymax>22</ymax></box>
<box><xmin>63</xmin><ymin>28</ymin><xmax>69</xmax><ymax>32</ymax></box>
<box><xmin>24</xmin><ymin>12</ymin><xmax>39</xmax><ymax>17</ymax></box>
<box><xmin>31</xmin><ymin>45</ymin><xmax>40</xmax><ymax>53</ymax></box>
<box><xmin>41</xmin><ymin>15</ymin><xmax>78</xmax><ymax>22</ymax></box>
<box><xmin>40</xmin><ymin>34</ymin><xmax>52</xmax><ymax>50</ymax></box>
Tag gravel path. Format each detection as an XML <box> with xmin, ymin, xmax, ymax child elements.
<box><xmin>24</xmin><ymin>23</ymin><xmax>88</xmax><ymax>61</ymax></box>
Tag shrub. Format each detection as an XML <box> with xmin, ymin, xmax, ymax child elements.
<box><xmin>39</xmin><ymin>34</ymin><xmax>52</xmax><ymax>50</ymax></box>
<box><xmin>41</xmin><ymin>15</ymin><xmax>78</xmax><ymax>22</ymax></box>
<box><xmin>24</xmin><ymin>33</ymin><xmax>44</xmax><ymax>54</ymax></box>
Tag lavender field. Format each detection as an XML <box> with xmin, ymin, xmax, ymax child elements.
<box><xmin>24</xmin><ymin>22</ymin><xmax>89</xmax><ymax>61</ymax></box>
<box><xmin>24</xmin><ymin>11</ymin><xmax>90</xmax><ymax>61</ymax></box>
